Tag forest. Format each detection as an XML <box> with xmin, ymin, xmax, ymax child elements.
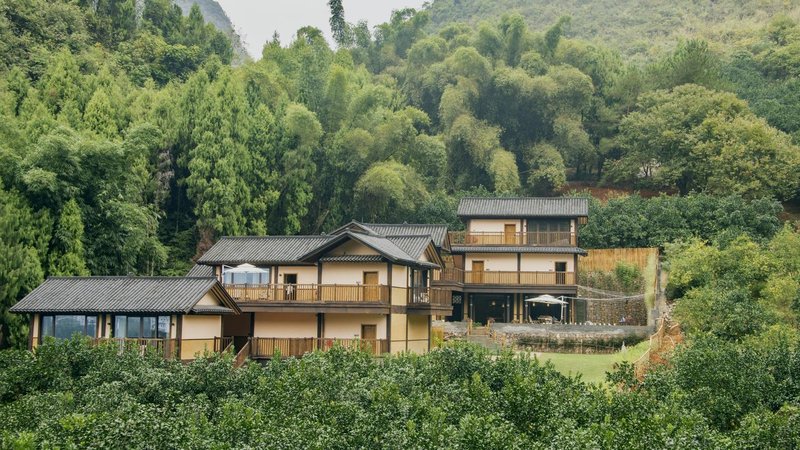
<box><xmin>0</xmin><ymin>0</ymin><xmax>799</xmax><ymax>341</ymax></box>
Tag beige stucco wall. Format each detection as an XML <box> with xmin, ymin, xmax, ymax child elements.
<box><xmin>407</xmin><ymin>315</ymin><xmax>429</xmax><ymax>355</ymax></box>
<box><xmin>321</xmin><ymin>262</ymin><xmax>387</xmax><ymax>285</ymax></box>
<box><xmin>182</xmin><ymin>315</ymin><xmax>221</xmax><ymax>340</ymax></box>
<box><xmin>392</xmin><ymin>265</ymin><xmax>408</xmax><ymax>288</ymax></box>
<box><xmin>465</xmin><ymin>253</ymin><xmax>518</xmax><ymax>271</ymax></box>
<box><xmin>390</xmin><ymin>313</ymin><xmax>408</xmax><ymax>353</ymax></box>
<box><xmin>392</xmin><ymin>287</ymin><xmax>408</xmax><ymax>306</ymax></box>
<box><xmin>323</xmin><ymin>313</ymin><xmax>387</xmax><ymax>339</ymax></box>
<box><xmin>180</xmin><ymin>339</ymin><xmax>215</xmax><ymax>359</ymax></box>
<box><xmin>520</xmin><ymin>254</ymin><xmax>574</xmax><ymax>272</ymax></box>
<box><xmin>254</xmin><ymin>312</ymin><xmax>317</xmax><ymax>338</ymax></box>
<box><xmin>468</xmin><ymin>219</ymin><xmax>523</xmax><ymax>233</ymax></box>
<box><xmin>277</xmin><ymin>265</ymin><xmax>317</xmax><ymax>285</ymax></box>
<box><xmin>328</xmin><ymin>239</ymin><xmax>380</xmax><ymax>256</ymax></box>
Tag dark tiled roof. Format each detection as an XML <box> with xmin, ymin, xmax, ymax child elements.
<box><xmin>191</xmin><ymin>305</ymin><xmax>236</xmax><ymax>314</ymax></box>
<box><xmin>328</xmin><ymin>221</ymin><xmax>449</xmax><ymax>249</ymax></box>
<box><xmin>10</xmin><ymin>277</ymin><xmax>239</xmax><ymax>314</ymax></box>
<box><xmin>319</xmin><ymin>255</ymin><xmax>385</xmax><ymax>263</ymax></box>
<box><xmin>451</xmin><ymin>246</ymin><xmax>588</xmax><ymax>255</ymax></box>
<box><xmin>458</xmin><ymin>197</ymin><xmax>589</xmax><ymax>218</ymax></box>
<box><xmin>187</xmin><ymin>264</ymin><xmax>214</xmax><ymax>277</ymax></box>
<box><xmin>301</xmin><ymin>232</ymin><xmax>439</xmax><ymax>269</ymax></box>
<box><xmin>362</xmin><ymin>223</ymin><xmax>449</xmax><ymax>248</ymax></box>
<box><xmin>197</xmin><ymin>236</ymin><xmax>335</xmax><ymax>265</ymax></box>
<box><xmin>387</xmin><ymin>235</ymin><xmax>434</xmax><ymax>260</ymax></box>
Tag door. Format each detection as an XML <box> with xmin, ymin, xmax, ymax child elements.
<box><xmin>554</xmin><ymin>262</ymin><xmax>567</xmax><ymax>285</ymax></box>
<box><xmin>363</xmin><ymin>271</ymin><xmax>379</xmax><ymax>301</ymax></box>
<box><xmin>284</xmin><ymin>274</ymin><xmax>297</xmax><ymax>300</ymax></box>
<box><xmin>361</xmin><ymin>324</ymin><xmax>378</xmax><ymax>354</ymax></box>
<box><xmin>504</xmin><ymin>224</ymin><xmax>516</xmax><ymax>244</ymax></box>
<box><xmin>471</xmin><ymin>261</ymin><xmax>484</xmax><ymax>284</ymax></box>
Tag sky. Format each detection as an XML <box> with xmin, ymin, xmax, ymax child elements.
<box><xmin>216</xmin><ymin>0</ymin><xmax>429</xmax><ymax>58</ymax></box>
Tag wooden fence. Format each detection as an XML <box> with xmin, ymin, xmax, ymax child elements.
<box><xmin>581</xmin><ymin>248</ymin><xmax>659</xmax><ymax>273</ymax></box>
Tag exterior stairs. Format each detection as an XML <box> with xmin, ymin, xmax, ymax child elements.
<box><xmin>464</xmin><ymin>326</ymin><xmax>502</xmax><ymax>352</ymax></box>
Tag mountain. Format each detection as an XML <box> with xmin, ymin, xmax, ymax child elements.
<box><xmin>425</xmin><ymin>0</ymin><xmax>799</xmax><ymax>60</ymax></box>
<box><xmin>174</xmin><ymin>0</ymin><xmax>249</xmax><ymax>63</ymax></box>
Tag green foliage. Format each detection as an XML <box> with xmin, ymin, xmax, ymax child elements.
<box><xmin>578</xmin><ymin>193</ymin><xmax>782</xmax><ymax>249</ymax></box>
<box><xmin>667</xmin><ymin>227</ymin><xmax>800</xmax><ymax>340</ymax></box>
<box><xmin>5</xmin><ymin>339</ymin><xmax>796</xmax><ymax>447</ymax></box>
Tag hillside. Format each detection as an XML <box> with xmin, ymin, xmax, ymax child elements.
<box><xmin>174</xmin><ymin>0</ymin><xmax>249</xmax><ymax>63</ymax></box>
<box><xmin>426</xmin><ymin>0</ymin><xmax>800</xmax><ymax>59</ymax></box>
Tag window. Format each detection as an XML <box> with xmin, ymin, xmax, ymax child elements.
<box><xmin>113</xmin><ymin>315</ymin><xmax>171</xmax><ymax>339</ymax></box>
<box><xmin>222</xmin><ymin>266</ymin><xmax>270</xmax><ymax>285</ymax></box>
<box><xmin>40</xmin><ymin>315</ymin><xmax>97</xmax><ymax>339</ymax></box>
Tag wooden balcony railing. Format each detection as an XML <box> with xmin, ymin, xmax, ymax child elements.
<box><xmin>409</xmin><ymin>287</ymin><xmax>453</xmax><ymax>307</ymax></box>
<box><xmin>449</xmin><ymin>231</ymin><xmax>576</xmax><ymax>246</ymax></box>
<box><xmin>432</xmin><ymin>267</ymin><xmax>465</xmax><ymax>284</ymax></box>
<box><xmin>90</xmin><ymin>337</ymin><xmax>233</xmax><ymax>359</ymax></box>
<box><xmin>249</xmin><ymin>337</ymin><xmax>389</xmax><ymax>358</ymax></box>
<box><xmin>464</xmin><ymin>271</ymin><xmax>575</xmax><ymax>285</ymax></box>
<box><xmin>224</xmin><ymin>284</ymin><xmax>390</xmax><ymax>304</ymax></box>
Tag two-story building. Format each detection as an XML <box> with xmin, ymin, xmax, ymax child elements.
<box><xmin>435</xmin><ymin>197</ymin><xmax>589</xmax><ymax>324</ymax></box>
<box><xmin>189</xmin><ymin>224</ymin><xmax>451</xmax><ymax>357</ymax></box>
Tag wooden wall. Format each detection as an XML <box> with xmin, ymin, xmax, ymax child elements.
<box><xmin>581</xmin><ymin>248</ymin><xmax>658</xmax><ymax>273</ymax></box>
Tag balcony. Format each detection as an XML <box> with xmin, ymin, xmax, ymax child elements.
<box><xmin>449</xmin><ymin>231</ymin><xmax>576</xmax><ymax>246</ymax></box>
<box><xmin>224</xmin><ymin>284</ymin><xmax>390</xmax><ymax>304</ymax></box>
<box><xmin>408</xmin><ymin>286</ymin><xmax>453</xmax><ymax>309</ymax></box>
<box><xmin>90</xmin><ymin>337</ymin><xmax>232</xmax><ymax>360</ymax></box>
<box><xmin>248</xmin><ymin>337</ymin><xmax>389</xmax><ymax>358</ymax></box>
<box><xmin>464</xmin><ymin>271</ymin><xmax>575</xmax><ymax>285</ymax></box>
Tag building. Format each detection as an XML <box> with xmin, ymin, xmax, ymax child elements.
<box><xmin>10</xmin><ymin>277</ymin><xmax>240</xmax><ymax>360</ymax></box>
<box><xmin>12</xmin><ymin>196</ymin><xmax>588</xmax><ymax>359</ymax></box>
<box><xmin>189</xmin><ymin>223</ymin><xmax>451</xmax><ymax>358</ymax></box>
<box><xmin>435</xmin><ymin>197</ymin><xmax>589</xmax><ymax>324</ymax></box>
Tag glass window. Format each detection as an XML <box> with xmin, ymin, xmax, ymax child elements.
<box><xmin>41</xmin><ymin>316</ymin><xmax>54</xmax><ymax>337</ymax></box>
<box><xmin>41</xmin><ymin>315</ymin><xmax>96</xmax><ymax>339</ymax></box>
<box><xmin>114</xmin><ymin>316</ymin><xmax>127</xmax><ymax>338</ymax></box>
<box><xmin>223</xmin><ymin>267</ymin><xmax>269</xmax><ymax>285</ymax></box>
<box><xmin>127</xmin><ymin>316</ymin><xmax>141</xmax><ymax>338</ymax></box>
<box><xmin>157</xmin><ymin>316</ymin><xmax>170</xmax><ymax>339</ymax></box>
<box><xmin>142</xmin><ymin>316</ymin><xmax>157</xmax><ymax>338</ymax></box>
<box><xmin>114</xmin><ymin>315</ymin><xmax>172</xmax><ymax>339</ymax></box>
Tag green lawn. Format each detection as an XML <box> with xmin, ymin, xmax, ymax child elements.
<box><xmin>532</xmin><ymin>341</ymin><xmax>650</xmax><ymax>384</ymax></box>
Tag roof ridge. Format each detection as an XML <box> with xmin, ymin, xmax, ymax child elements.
<box><xmin>46</xmin><ymin>276</ymin><xmax>217</xmax><ymax>280</ymax></box>
<box><xmin>217</xmin><ymin>235</ymin><xmax>333</xmax><ymax>239</ymax></box>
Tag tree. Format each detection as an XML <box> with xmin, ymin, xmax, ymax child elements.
<box><xmin>327</xmin><ymin>0</ymin><xmax>351</xmax><ymax>48</ymax></box>
<box><xmin>610</xmin><ymin>84</ymin><xmax>800</xmax><ymax>198</ymax></box>
<box><xmin>0</xmin><ymin>189</ymin><xmax>46</xmax><ymax>348</ymax></box>
<box><xmin>353</xmin><ymin>161</ymin><xmax>429</xmax><ymax>222</ymax></box>
<box><xmin>525</xmin><ymin>142</ymin><xmax>566</xmax><ymax>195</ymax></box>
<box><xmin>47</xmin><ymin>198</ymin><xmax>88</xmax><ymax>276</ymax></box>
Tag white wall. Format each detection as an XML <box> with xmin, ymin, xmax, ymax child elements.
<box><xmin>277</xmin><ymin>265</ymin><xmax>317</xmax><ymax>285</ymax></box>
<box><xmin>468</xmin><ymin>219</ymin><xmax>523</xmax><ymax>233</ymax></box>
<box><xmin>321</xmin><ymin>262</ymin><xmax>387</xmax><ymax>284</ymax></box>
<box><xmin>254</xmin><ymin>312</ymin><xmax>317</xmax><ymax>338</ymax></box>
<box><xmin>520</xmin><ymin>254</ymin><xmax>574</xmax><ymax>272</ymax></box>
<box><xmin>465</xmin><ymin>253</ymin><xmax>518</xmax><ymax>271</ymax></box>
<box><xmin>182</xmin><ymin>315</ymin><xmax>221</xmax><ymax>339</ymax></box>
<box><xmin>324</xmin><ymin>314</ymin><xmax>387</xmax><ymax>339</ymax></box>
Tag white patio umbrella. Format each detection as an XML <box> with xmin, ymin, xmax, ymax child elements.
<box><xmin>222</xmin><ymin>264</ymin><xmax>269</xmax><ymax>284</ymax></box>
<box><xmin>524</xmin><ymin>295</ymin><xmax>568</xmax><ymax>323</ymax></box>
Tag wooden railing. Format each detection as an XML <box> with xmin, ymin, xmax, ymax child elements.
<box><xmin>234</xmin><ymin>340</ymin><xmax>250</xmax><ymax>368</ymax></box>
<box><xmin>409</xmin><ymin>287</ymin><xmax>453</xmax><ymax>307</ymax></box>
<box><xmin>91</xmin><ymin>337</ymin><xmax>233</xmax><ymax>359</ymax></box>
<box><xmin>224</xmin><ymin>284</ymin><xmax>390</xmax><ymax>304</ymax></box>
<box><xmin>464</xmin><ymin>271</ymin><xmax>575</xmax><ymax>285</ymax></box>
<box><xmin>249</xmin><ymin>337</ymin><xmax>389</xmax><ymax>358</ymax></box>
<box><xmin>432</xmin><ymin>267</ymin><xmax>465</xmax><ymax>284</ymax></box>
<box><xmin>449</xmin><ymin>231</ymin><xmax>576</xmax><ymax>246</ymax></box>
<box><xmin>214</xmin><ymin>336</ymin><xmax>233</xmax><ymax>353</ymax></box>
